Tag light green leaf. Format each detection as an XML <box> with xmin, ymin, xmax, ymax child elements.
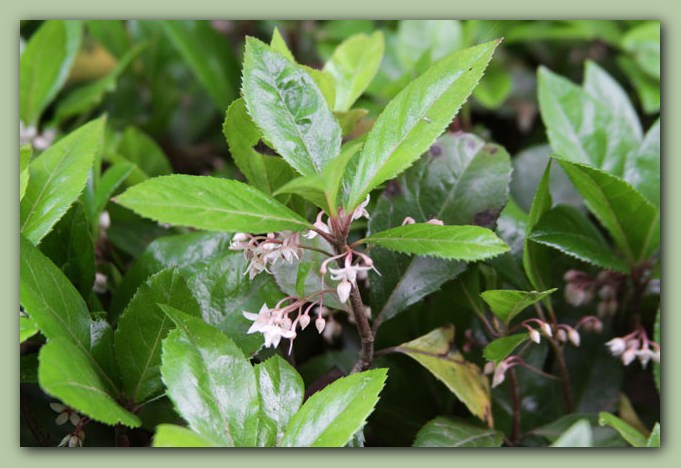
<box><xmin>396</xmin><ymin>326</ymin><xmax>492</xmax><ymax>425</ymax></box>
<box><xmin>281</xmin><ymin>368</ymin><xmax>387</xmax><ymax>447</ymax></box>
<box><xmin>20</xmin><ymin>316</ymin><xmax>39</xmax><ymax>343</ymax></box>
<box><xmin>530</xmin><ymin>205</ymin><xmax>630</xmax><ymax>272</ymax></box>
<box><xmin>396</xmin><ymin>20</ymin><xmax>463</xmax><ymax>69</ymax></box>
<box><xmin>38</xmin><ymin>337</ymin><xmax>141</xmax><ymax>427</ymax></box>
<box><xmin>625</xmin><ymin>119</ymin><xmax>660</xmax><ymax>207</ymax></box>
<box><xmin>368</xmin><ymin>133</ymin><xmax>512</xmax><ymax>323</ymax></box>
<box><xmin>538</xmin><ymin>66</ymin><xmax>639</xmax><ymax>177</ymax></box>
<box><xmin>86</xmin><ymin>20</ymin><xmax>130</xmax><ymax>58</ymax></box>
<box><xmin>550</xmin><ymin>420</ymin><xmax>593</xmax><ymax>447</ymax></box>
<box><xmin>622</xmin><ymin>21</ymin><xmax>660</xmax><ymax>80</ymax></box>
<box><xmin>160</xmin><ymin>307</ymin><xmax>260</xmax><ymax>447</ymax></box>
<box><xmin>93</xmin><ymin>162</ymin><xmax>134</xmax><ymax>217</ymax></box>
<box><xmin>557</xmin><ymin>159</ymin><xmax>659</xmax><ymax>264</ymax></box>
<box><xmin>223</xmin><ymin>98</ymin><xmax>294</xmax><ymax>196</ymax></box>
<box><xmin>483</xmin><ymin>333</ymin><xmax>529</xmax><ymax>363</ymax></box>
<box><xmin>20</xmin><ymin>117</ymin><xmax>105</xmax><ymax>244</ymax></box>
<box><xmin>242</xmin><ymin>37</ymin><xmax>342</xmax><ymax>176</ymax></box>
<box><xmin>598</xmin><ymin>412</ymin><xmax>647</xmax><ymax>447</ymax></box>
<box><xmin>255</xmin><ymin>355</ymin><xmax>305</xmax><ymax>446</ymax></box>
<box><xmin>115</xmin><ymin>269</ymin><xmax>201</xmax><ymax>403</ymax></box>
<box><xmin>474</xmin><ymin>62</ymin><xmax>512</xmax><ymax>109</ymax></box>
<box><xmin>480</xmin><ymin>288</ymin><xmax>557</xmax><ymax>324</ymax></box>
<box><xmin>523</xmin><ymin>161</ymin><xmax>553</xmax><ymax>292</ymax></box>
<box><xmin>346</xmin><ymin>39</ymin><xmax>499</xmax><ymax>209</ymax></box>
<box><xmin>618</xmin><ymin>55</ymin><xmax>659</xmax><ymax>114</ymax></box>
<box><xmin>115</xmin><ymin>175</ymin><xmax>312</xmax><ymax>233</ymax></box>
<box><xmin>583</xmin><ymin>60</ymin><xmax>642</xmax><ymax>140</ymax></box>
<box><xmin>54</xmin><ymin>42</ymin><xmax>147</xmax><ymax>123</ymax></box>
<box><xmin>152</xmin><ymin>424</ymin><xmax>219</xmax><ymax>447</ymax></box>
<box><xmin>364</xmin><ymin>223</ymin><xmax>509</xmax><ymax>261</ymax></box>
<box><xmin>20</xmin><ymin>235</ymin><xmax>118</xmax><ymax>394</ymax></box>
<box><xmin>20</xmin><ymin>20</ymin><xmax>83</xmax><ymax>125</ymax></box>
<box><xmin>270</xmin><ymin>27</ymin><xmax>295</xmax><ymax>61</ymax></box>
<box><xmin>647</xmin><ymin>423</ymin><xmax>660</xmax><ymax>448</ymax></box>
<box><xmin>161</xmin><ymin>20</ymin><xmax>238</xmax><ymax>110</ymax></box>
<box><xmin>20</xmin><ymin>144</ymin><xmax>32</xmax><ymax>201</ymax></box>
<box><xmin>413</xmin><ymin>417</ymin><xmax>503</xmax><ymax>447</ymax></box>
<box><xmin>323</xmin><ymin>31</ymin><xmax>384</xmax><ymax>112</ymax></box>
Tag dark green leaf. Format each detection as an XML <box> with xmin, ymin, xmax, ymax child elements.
<box><xmin>395</xmin><ymin>326</ymin><xmax>492</xmax><ymax>425</ymax></box>
<box><xmin>242</xmin><ymin>37</ymin><xmax>341</xmax><ymax>176</ymax></box>
<box><xmin>20</xmin><ymin>20</ymin><xmax>83</xmax><ymax>125</ymax></box>
<box><xmin>346</xmin><ymin>39</ymin><xmax>499</xmax><ymax>209</ymax></box>
<box><xmin>480</xmin><ymin>288</ymin><xmax>557</xmax><ymax>324</ymax></box>
<box><xmin>483</xmin><ymin>333</ymin><xmax>529</xmax><ymax>363</ymax></box>
<box><xmin>557</xmin><ymin>159</ymin><xmax>659</xmax><ymax>264</ymax></box>
<box><xmin>364</xmin><ymin>224</ymin><xmax>509</xmax><ymax>261</ymax></box>
<box><xmin>523</xmin><ymin>161</ymin><xmax>553</xmax><ymax>291</ymax></box>
<box><xmin>160</xmin><ymin>307</ymin><xmax>260</xmax><ymax>447</ymax></box>
<box><xmin>281</xmin><ymin>369</ymin><xmax>387</xmax><ymax>447</ymax></box>
<box><xmin>161</xmin><ymin>20</ymin><xmax>238</xmax><ymax>110</ymax></box>
<box><xmin>115</xmin><ymin>269</ymin><xmax>201</xmax><ymax>403</ymax></box>
<box><xmin>255</xmin><ymin>355</ymin><xmax>305</xmax><ymax>446</ymax></box>
<box><xmin>86</xmin><ymin>20</ymin><xmax>130</xmax><ymax>58</ymax></box>
<box><xmin>413</xmin><ymin>417</ymin><xmax>503</xmax><ymax>447</ymax></box>
<box><xmin>116</xmin><ymin>126</ymin><xmax>172</xmax><ymax>184</ymax></box>
<box><xmin>115</xmin><ymin>175</ymin><xmax>312</xmax><ymax>233</ymax></box>
<box><xmin>21</xmin><ymin>117</ymin><xmax>105</xmax><ymax>244</ymax></box>
<box><xmin>38</xmin><ymin>337</ymin><xmax>141</xmax><ymax>427</ymax></box>
<box><xmin>530</xmin><ymin>205</ymin><xmax>629</xmax><ymax>272</ymax></box>
<box><xmin>323</xmin><ymin>31</ymin><xmax>384</xmax><ymax>112</ymax></box>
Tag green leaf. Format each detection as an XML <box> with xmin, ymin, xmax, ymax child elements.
<box><xmin>93</xmin><ymin>162</ymin><xmax>134</xmax><ymax>216</ymax></box>
<box><xmin>152</xmin><ymin>424</ymin><xmax>219</xmax><ymax>447</ymax></box>
<box><xmin>115</xmin><ymin>269</ymin><xmax>201</xmax><ymax>403</ymax></box>
<box><xmin>281</xmin><ymin>368</ymin><xmax>387</xmax><ymax>447</ymax></box>
<box><xmin>647</xmin><ymin>423</ymin><xmax>660</xmax><ymax>448</ymax></box>
<box><xmin>54</xmin><ymin>42</ymin><xmax>147</xmax><ymax>123</ymax></box>
<box><xmin>583</xmin><ymin>60</ymin><xmax>642</xmax><ymax>140</ymax></box>
<box><xmin>345</xmin><ymin>39</ymin><xmax>500</xmax><ymax>209</ymax></box>
<box><xmin>618</xmin><ymin>55</ymin><xmax>659</xmax><ymax>114</ymax></box>
<box><xmin>368</xmin><ymin>133</ymin><xmax>512</xmax><ymax>322</ymax></box>
<box><xmin>38</xmin><ymin>337</ymin><xmax>141</xmax><ymax>427</ymax></box>
<box><xmin>523</xmin><ymin>161</ymin><xmax>553</xmax><ymax>291</ymax></box>
<box><xmin>20</xmin><ymin>316</ymin><xmax>39</xmax><ymax>343</ymax></box>
<box><xmin>270</xmin><ymin>27</ymin><xmax>295</xmax><ymax>62</ymax></box>
<box><xmin>557</xmin><ymin>159</ymin><xmax>659</xmax><ymax>264</ymax></box>
<box><xmin>413</xmin><ymin>417</ymin><xmax>503</xmax><ymax>447</ymax></box>
<box><xmin>480</xmin><ymin>288</ymin><xmax>557</xmax><ymax>324</ymax></box>
<box><xmin>223</xmin><ymin>98</ymin><xmax>294</xmax><ymax>196</ymax></box>
<box><xmin>395</xmin><ymin>326</ymin><xmax>492</xmax><ymax>425</ymax></box>
<box><xmin>530</xmin><ymin>205</ymin><xmax>630</xmax><ymax>272</ymax></box>
<box><xmin>625</xmin><ymin>119</ymin><xmax>660</xmax><ymax>207</ymax></box>
<box><xmin>255</xmin><ymin>355</ymin><xmax>305</xmax><ymax>446</ymax></box>
<box><xmin>86</xmin><ymin>20</ymin><xmax>130</xmax><ymax>58</ymax></box>
<box><xmin>364</xmin><ymin>224</ymin><xmax>509</xmax><ymax>261</ymax></box>
<box><xmin>242</xmin><ymin>37</ymin><xmax>342</xmax><ymax>176</ymax></box>
<box><xmin>323</xmin><ymin>31</ymin><xmax>384</xmax><ymax>112</ymax></box>
<box><xmin>395</xmin><ymin>20</ymin><xmax>463</xmax><ymax>69</ymax></box>
<box><xmin>116</xmin><ymin>126</ymin><xmax>172</xmax><ymax>184</ymax></box>
<box><xmin>20</xmin><ymin>117</ymin><xmax>105</xmax><ymax>244</ymax></box>
<box><xmin>161</xmin><ymin>20</ymin><xmax>238</xmax><ymax>110</ymax></box>
<box><xmin>115</xmin><ymin>175</ymin><xmax>312</xmax><ymax>233</ymax></box>
<box><xmin>20</xmin><ymin>20</ymin><xmax>83</xmax><ymax>125</ymax></box>
<box><xmin>20</xmin><ymin>144</ymin><xmax>32</xmax><ymax>201</ymax></box>
<box><xmin>160</xmin><ymin>307</ymin><xmax>260</xmax><ymax>447</ymax></box>
<box><xmin>20</xmin><ymin>235</ymin><xmax>118</xmax><ymax>394</ymax></box>
<box><xmin>622</xmin><ymin>21</ymin><xmax>660</xmax><ymax>80</ymax></box>
<box><xmin>474</xmin><ymin>62</ymin><xmax>512</xmax><ymax>109</ymax></box>
<box><xmin>538</xmin><ymin>66</ymin><xmax>639</xmax><ymax>177</ymax></box>
<box><xmin>483</xmin><ymin>333</ymin><xmax>529</xmax><ymax>363</ymax></box>
<box><xmin>40</xmin><ymin>201</ymin><xmax>96</xmax><ymax>299</ymax></box>
<box><xmin>550</xmin><ymin>420</ymin><xmax>593</xmax><ymax>447</ymax></box>
<box><xmin>598</xmin><ymin>412</ymin><xmax>647</xmax><ymax>447</ymax></box>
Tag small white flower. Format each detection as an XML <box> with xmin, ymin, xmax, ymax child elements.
<box><xmin>483</xmin><ymin>361</ymin><xmax>495</xmax><ymax>375</ymax></box>
<box><xmin>426</xmin><ymin>218</ymin><xmax>444</xmax><ymax>225</ymax></box>
<box><xmin>93</xmin><ymin>272</ymin><xmax>108</xmax><ymax>294</ymax></box>
<box><xmin>567</xmin><ymin>328</ymin><xmax>581</xmax><ymax>347</ymax></box>
<box><xmin>540</xmin><ymin>322</ymin><xmax>553</xmax><ymax>337</ymax></box>
<box><xmin>401</xmin><ymin>216</ymin><xmax>416</xmax><ymax>226</ymax></box>
<box><xmin>492</xmin><ymin>362</ymin><xmax>508</xmax><ymax>388</ymax></box>
<box><xmin>557</xmin><ymin>328</ymin><xmax>568</xmax><ymax>343</ymax></box>
<box><xmin>351</xmin><ymin>194</ymin><xmax>371</xmax><ymax>221</ymax></box>
<box><xmin>606</xmin><ymin>338</ymin><xmax>626</xmax><ymax>356</ymax></box>
<box><xmin>243</xmin><ymin>304</ymin><xmax>296</xmax><ymax>349</ymax></box>
<box><xmin>229</xmin><ymin>232</ymin><xmax>250</xmax><ymax>251</ymax></box>
<box><xmin>621</xmin><ymin>348</ymin><xmax>637</xmax><ymax>366</ymax></box>
<box><xmin>637</xmin><ymin>348</ymin><xmax>655</xmax><ymax>368</ymax></box>
<box><xmin>298</xmin><ymin>314</ymin><xmax>311</xmax><ymax>330</ymax></box>
<box><xmin>305</xmin><ymin>212</ymin><xmax>331</xmax><ymax>239</ymax></box>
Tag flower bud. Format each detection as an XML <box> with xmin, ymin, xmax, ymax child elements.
<box><xmin>298</xmin><ymin>314</ymin><xmax>311</xmax><ymax>330</ymax></box>
<box><xmin>492</xmin><ymin>362</ymin><xmax>508</xmax><ymax>388</ymax></box>
<box><xmin>483</xmin><ymin>361</ymin><xmax>495</xmax><ymax>375</ymax></box>
<box><xmin>563</xmin><ymin>269</ymin><xmax>582</xmax><ymax>282</ymax></box>
<box><xmin>567</xmin><ymin>328</ymin><xmax>581</xmax><ymax>347</ymax></box>
<box><xmin>606</xmin><ymin>338</ymin><xmax>626</xmax><ymax>356</ymax></box>
<box><xmin>557</xmin><ymin>328</ymin><xmax>568</xmax><ymax>343</ymax></box>
<box><xmin>337</xmin><ymin>279</ymin><xmax>352</xmax><ymax>304</ymax></box>
<box><xmin>315</xmin><ymin>316</ymin><xmax>326</xmax><ymax>334</ymax></box>
<box><xmin>540</xmin><ymin>322</ymin><xmax>553</xmax><ymax>337</ymax></box>
<box><xmin>528</xmin><ymin>328</ymin><xmax>541</xmax><ymax>344</ymax></box>
<box><xmin>426</xmin><ymin>218</ymin><xmax>444</xmax><ymax>225</ymax></box>
<box><xmin>622</xmin><ymin>348</ymin><xmax>637</xmax><ymax>366</ymax></box>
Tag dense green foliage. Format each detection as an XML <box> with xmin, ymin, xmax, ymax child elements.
<box><xmin>20</xmin><ymin>20</ymin><xmax>659</xmax><ymax>448</ymax></box>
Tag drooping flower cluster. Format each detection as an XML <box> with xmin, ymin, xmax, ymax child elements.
<box><xmin>606</xmin><ymin>328</ymin><xmax>660</xmax><ymax>368</ymax></box>
<box><xmin>563</xmin><ymin>269</ymin><xmax>626</xmax><ymax>316</ymax></box>
<box><xmin>320</xmin><ymin>248</ymin><xmax>378</xmax><ymax>304</ymax></box>
<box><xmin>230</xmin><ymin>231</ymin><xmax>302</xmax><ymax>279</ymax></box>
